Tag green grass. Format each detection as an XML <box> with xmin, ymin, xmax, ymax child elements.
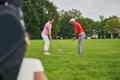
<box><xmin>25</xmin><ymin>39</ymin><xmax>120</xmax><ymax>80</ymax></box>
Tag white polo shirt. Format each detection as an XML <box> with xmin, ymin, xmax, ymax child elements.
<box><xmin>17</xmin><ymin>58</ymin><xmax>44</xmax><ymax>80</ymax></box>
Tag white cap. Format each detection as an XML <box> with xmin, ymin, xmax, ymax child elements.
<box><xmin>69</xmin><ymin>18</ymin><xmax>75</xmax><ymax>23</ymax></box>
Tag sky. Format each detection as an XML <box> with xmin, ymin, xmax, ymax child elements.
<box><xmin>49</xmin><ymin>0</ymin><xmax>120</xmax><ymax>21</ymax></box>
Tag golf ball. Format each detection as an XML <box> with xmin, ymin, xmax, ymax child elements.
<box><xmin>59</xmin><ymin>49</ymin><xmax>62</xmax><ymax>51</ymax></box>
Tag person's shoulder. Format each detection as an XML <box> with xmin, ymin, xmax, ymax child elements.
<box><xmin>46</xmin><ymin>22</ymin><xmax>51</xmax><ymax>26</ymax></box>
<box><xmin>23</xmin><ymin>58</ymin><xmax>42</xmax><ymax>64</ymax></box>
<box><xmin>75</xmin><ymin>21</ymin><xmax>79</xmax><ymax>24</ymax></box>
<box><xmin>73</xmin><ymin>22</ymin><xmax>78</xmax><ymax>26</ymax></box>
<box><xmin>75</xmin><ymin>22</ymin><xmax>81</xmax><ymax>26</ymax></box>
<box><xmin>21</xmin><ymin>58</ymin><xmax>44</xmax><ymax>71</ymax></box>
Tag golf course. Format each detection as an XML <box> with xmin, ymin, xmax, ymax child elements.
<box><xmin>25</xmin><ymin>39</ymin><xmax>120</xmax><ymax>80</ymax></box>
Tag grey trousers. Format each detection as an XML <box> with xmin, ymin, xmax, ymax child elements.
<box><xmin>78</xmin><ymin>32</ymin><xmax>85</xmax><ymax>56</ymax></box>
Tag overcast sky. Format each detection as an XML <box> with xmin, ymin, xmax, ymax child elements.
<box><xmin>49</xmin><ymin>0</ymin><xmax>120</xmax><ymax>21</ymax></box>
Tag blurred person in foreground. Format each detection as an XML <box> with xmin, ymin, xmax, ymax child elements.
<box><xmin>0</xmin><ymin>0</ymin><xmax>47</xmax><ymax>80</ymax></box>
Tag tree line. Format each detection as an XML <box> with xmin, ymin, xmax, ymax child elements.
<box><xmin>23</xmin><ymin>0</ymin><xmax>120</xmax><ymax>39</ymax></box>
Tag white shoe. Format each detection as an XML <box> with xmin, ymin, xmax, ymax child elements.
<box><xmin>44</xmin><ymin>52</ymin><xmax>50</xmax><ymax>55</ymax></box>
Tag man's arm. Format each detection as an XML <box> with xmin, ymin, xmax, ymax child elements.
<box><xmin>72</xmin><ymin>28</ymin><xmax>77</xmax><ymax>40</ymax></box>
<box><xmin>74</xmin><ymin>28</ymin><xmax>77</xmax><ymax>37</ymax></box>
<box><xmin>34</xmin><ymin>72</ymin><xmax>47</xmax><ymax>80</ymax></box>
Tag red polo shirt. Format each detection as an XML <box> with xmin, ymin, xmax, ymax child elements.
<box><xmin>73</xmin><ymin>22</ymin><xmax>84</xmax><ymax>35</ymax></box>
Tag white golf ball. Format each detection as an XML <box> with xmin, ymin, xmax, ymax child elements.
<box><xmin>59</xmin><ymin>49</ymin><xmax>62</xmax><ymax>51</ymax></box>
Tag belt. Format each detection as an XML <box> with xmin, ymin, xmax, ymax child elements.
<box><xmin>78</xmin><ymin>32</ymin><xmax>84</xmax><ymax>35</ymax></box>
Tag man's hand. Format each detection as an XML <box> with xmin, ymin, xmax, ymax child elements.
<box><xmin>72</xmin><ymin>37</ymin><xmax>77</xmax><ymax>41</ymax></box>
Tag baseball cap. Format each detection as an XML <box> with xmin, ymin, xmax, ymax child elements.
<box><xmin>69</xmin><ymin>18</ymin><xmax>75</xmax><ymax>23</ymax></box>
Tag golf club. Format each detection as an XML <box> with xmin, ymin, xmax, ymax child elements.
<box><xmin>59</xmin><ymin>39</ymin><xmax>75</xmax><ymax>52</ymax></box>
<box><xmin>51</xmin><ymin>40</ymin><xmax>61</xmax><ymax>52</ymax></box>
<box><xmin>51</xmin><ymin>39</ymin><xmax>76</xmax><ymax>53</ymax></box>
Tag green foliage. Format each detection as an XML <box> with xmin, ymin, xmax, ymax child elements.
<box><xmin>23</xmin><ymin>0</ymin><xmax>40</xmax><ymax>39</ymax></box>
<box><xmin>104</xmin><ymin>17</ymin><xmax>120</xmax><ymax>33</ymax></box>
<box><xmin>22</xmin><ymin>0</ymin><xmax>120</xmax><ymax>39</ymax></box>
<box><xmin>25</xmin><ymin>39</ymin><xmax>120</xmax><ymax>80</ymax></box>
<box><xmin>78</xmin><ymin>18</ymin><xmax>100</xmax><ymax>37</ymax></box>
<box><xmin>23</xmin><ymin>0</ymin><xmax>59</xmax><ymax>39</ymax></box>
<box><xmin>58</xmin><ymin>9</ymin><xmax>82</xmax><ymax>39</ymax></box>
<box><xmin>58</xmin><ymin>15</ymin><xmax>73</xmax><ymax>38</ymax></box>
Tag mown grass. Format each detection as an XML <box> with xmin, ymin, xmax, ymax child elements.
<box><xmin>25</xmin><ymin>39</ymin><xmax>120</xmax><ymax>80</ymax></box>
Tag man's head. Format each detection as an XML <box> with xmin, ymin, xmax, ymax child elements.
<box><xmin>69</xmin><ymin>18</ymin><xmax>75</xmax><ymax>24</ymax></box>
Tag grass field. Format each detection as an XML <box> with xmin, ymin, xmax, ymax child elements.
<box><xmin>25</xmin><ymin>39</ymin><xmax>120</xmax><ymax>80</ymax></box>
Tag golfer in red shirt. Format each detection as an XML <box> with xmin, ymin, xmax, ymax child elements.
<box><xmin>69</xmin><ymin>18</ymin><xmax>85</xmax><ymax>56</ymax></box>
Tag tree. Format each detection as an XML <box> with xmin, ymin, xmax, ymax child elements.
<box><xmin>58</xmin><ymin>9</ymin><xmax>101</xmax><ymax>39</ymax></box>
<box><xmin>23</xmin><ymin>1</ymin><xmax>120</xmax><ymax>39</ymax></box>
<box><xmin>58</xmin><ymin>9</ymin><xmax>82</xmax><ymax>39</ymax></box>
<box><xmin>58</xmin><ymin>14</ymin><xmax>73</xmax><ymax>39</ymax></box>
<box><xmin>23</xmin><ymin>0</ymin><xmax>40</xmax><ymax>39</ymax></box>
<box><xmin>23</xmin><ymin>0</ymin><xmax>59</xmax><ymax>39</ymax></box>
<box><xmin>104</xmin><ymin>17</ymin><xmax>120</xmax><ymax>38</ymax></box>
<box><xmin>99</xmin><ymin>15</ymin><xmax>105</xmax><ymax>38</ymax></box>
